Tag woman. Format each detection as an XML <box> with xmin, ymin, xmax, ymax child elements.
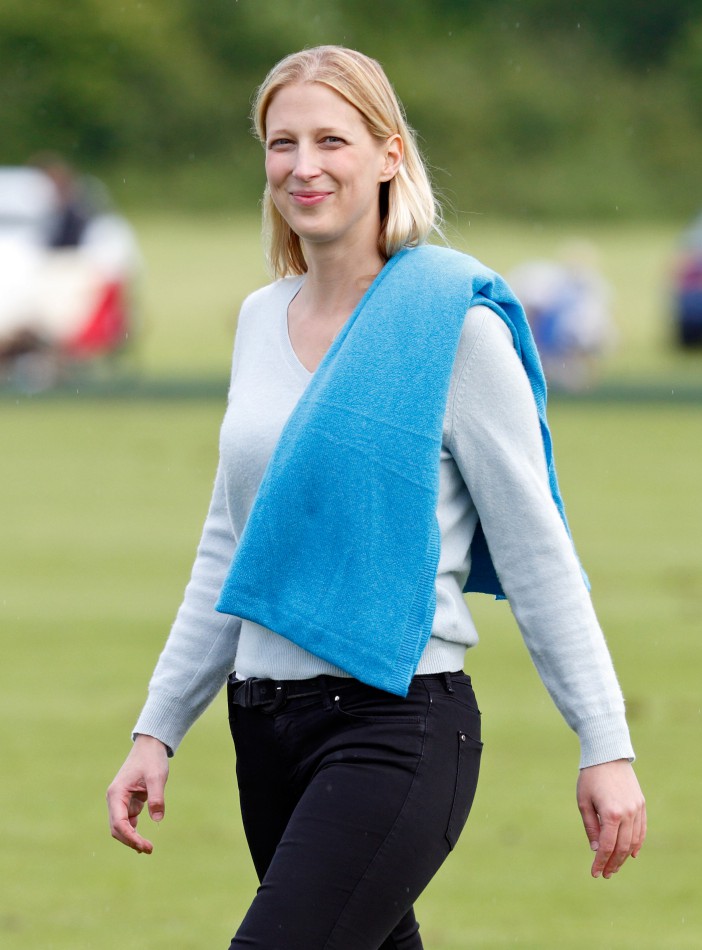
<box><xmin>107</xmin><ymin>46</ymin><xmax>646</xmax><ymax>949</ymax></box>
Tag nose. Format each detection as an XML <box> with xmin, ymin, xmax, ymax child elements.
<box><xmin>292</xmin><ymin>142</ymin><xmax>321</xmax><ymax>182</ymax></box>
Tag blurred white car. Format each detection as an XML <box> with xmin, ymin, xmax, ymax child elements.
<box><xmin>0</xmin><ymin>165</ymin><xmax>140</xmax><ymax>389</ymax></box>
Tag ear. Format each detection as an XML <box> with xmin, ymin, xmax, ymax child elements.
<box><xmin>379</xmin><ymin>134</ymin><xmax>403</xmax><ymax>182</ymax></box>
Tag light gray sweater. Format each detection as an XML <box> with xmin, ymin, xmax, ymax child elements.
<box><xmin>134</xmin><ymin>276</ymin><xmax>634</xmax><ymax>768</ymax></box>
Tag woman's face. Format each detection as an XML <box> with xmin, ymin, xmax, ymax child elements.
<box><xmin>264</xmin><ymin>82</ymin><xmax>401</xmax><ymax>257</ymax></box>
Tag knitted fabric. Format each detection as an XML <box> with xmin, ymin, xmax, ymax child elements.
<box><xmin>217</xmin><ymin>244</ymin><xmax>580</xmax><ymax>695</ymax></box>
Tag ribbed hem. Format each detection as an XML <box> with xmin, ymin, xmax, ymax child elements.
<box><xmin>415</xmin><ymin>639</ymin><xmax>467</xmax><ymax>676</ymax></box>
<box><xmin>235</xmin><ymin>620</ymin><xmax>350</xmax><ymax>682</ymax></box>
<box><xmin>392</xmin><ymin>529</ymin><xmax>443</xmax><ymax>695</ymax></box>
<box><xmin>132</xmin><ymin>692</ymin><xmax>193</xmax><ymax>758</ymax></box>
<box><xmin>576</xmin><ymin>709</ymin><xmax>635</xmax><ymax>769</ymax></box>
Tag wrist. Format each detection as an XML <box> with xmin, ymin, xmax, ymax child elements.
<box><xmin>133</xmin><ymin>733</ymin><xmax>168</xmax><ymax>752</ymax></box>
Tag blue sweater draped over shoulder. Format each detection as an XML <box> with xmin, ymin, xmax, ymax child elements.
<box><xmin>217</xmin><ymin>244</ymin><xmax>579</xmax><ymax>696</ymax></box>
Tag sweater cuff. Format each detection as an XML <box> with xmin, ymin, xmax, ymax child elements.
<box><xmin>576</xmin><ymin>709</ymin><xmax>635</xmax><ymax>769</ymax></box>
<box><xmin>132</xmin><ymin>691</ymin><xmax>194</xmax><ymax>758</ymax></box>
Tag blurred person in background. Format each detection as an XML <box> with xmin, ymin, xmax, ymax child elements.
<box><xmin>508</xmin><ymin>240</ymin><xmax>617</xmax><ymax>391</ymax></box>
<box><xmin>30</xmin><ymin>152</ymin><xmax>97</xmax><ymax>248</ymax></box>
<box><xmin>0</xmin><ymin>156</ymin><xmax>139</xmax><ymax>390</ymax></box>
<box><xmin>107</xmin><ymin>46</ymin><xmax>645</xmax><ymax>950</ymax></box>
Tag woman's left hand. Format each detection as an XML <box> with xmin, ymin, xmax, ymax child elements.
<box><xmin>576</xmin><ymin>759</ymin><xmax>646</xmax><ymax>879</ymax></box>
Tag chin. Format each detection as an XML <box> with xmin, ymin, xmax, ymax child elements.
<box><xmin>292</xmin><ymin>222</ymin><xmax>340</xmax><ymax>246</ymax></box>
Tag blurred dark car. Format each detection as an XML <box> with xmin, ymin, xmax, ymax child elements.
<box><xmin>673</xmin><ymin>211</ymin><xmax>702</xmax><ymax>347</ymax></box>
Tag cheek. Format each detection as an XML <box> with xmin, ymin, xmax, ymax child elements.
<box><xmin>265</xmin><ymin>160</ymin><xmax>294</xmax><ymax>221</ymax></box>
<box><xmin>265</xmin><ymin>154</ymin><xmax>286</xmax><ymax>189</ymax></box>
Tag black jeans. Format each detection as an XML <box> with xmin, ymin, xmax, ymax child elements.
<box><xmin>226</xmin><ymin>671</ymin><xmax>482</xmax><ymax>950</ymax></box>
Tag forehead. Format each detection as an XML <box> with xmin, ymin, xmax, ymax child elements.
<box><xmin>265</xmin><ymin>82</ymin><xmax>365</xmax><ymax>132</ymax></box>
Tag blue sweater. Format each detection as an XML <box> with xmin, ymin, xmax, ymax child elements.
<box><xmin>216</xmin><ymin>244</ymin><xmax>580</xmax><ymax>695</ymax></box>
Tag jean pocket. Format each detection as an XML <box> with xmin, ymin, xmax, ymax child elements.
<box><xmin>445</xmin><ymin>728</ymin><xmax>483</xmax><ymax>849</ymax></box>
<box><xmin>332</xmin><ymin>687</ymin><xmax>424</xmax><ymax>724</ymax></box>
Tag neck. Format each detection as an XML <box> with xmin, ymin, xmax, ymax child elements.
<box><xmin>299</xmin><ymin>239</ymin><xmax>385</xmax><ymax>317</ymax></box>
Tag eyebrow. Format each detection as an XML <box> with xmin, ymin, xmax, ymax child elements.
<box><xmin>266</xmin><ymin>126</ymin><xmax>354</xmax><ymax>139</ymax></box>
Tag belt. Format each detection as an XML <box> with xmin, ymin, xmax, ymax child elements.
<box><xmin>227</xmin><ymin>674</ymin><xmax>356</xmax><ymax>710</ymax></box>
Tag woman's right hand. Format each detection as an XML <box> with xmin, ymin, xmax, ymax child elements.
<box><xmin>106</xmin><ymin>734</ymin><xmax>170</xmax><ymax>854</ymax></box>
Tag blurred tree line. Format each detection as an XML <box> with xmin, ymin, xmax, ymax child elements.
<box><xmin>1</xmin><ymin>0</ymin><xmax>701</xmax><ymax>219</ymax></box>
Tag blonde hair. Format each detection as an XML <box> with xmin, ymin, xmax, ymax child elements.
<box><xmin>252</xmin><ymin>46</ymin><xmax>440</xmax><ymax>277</ymax></box>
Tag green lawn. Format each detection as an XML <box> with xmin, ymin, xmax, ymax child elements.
<box><xmin>1</xmin><ymin>215</ymin><xmax>701</xmax><ymax>947</ymax></box>
<box><xmin>124</xmin><ymin>213</ymin><xmax>698</xmax><ymax>388</ymax></box>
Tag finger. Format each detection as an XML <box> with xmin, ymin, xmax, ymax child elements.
<box><xmin>106</xmin><ymin>785</ymin><xmax>153</xmax><ymax>853</ymax></box>
<box><xmin>111</xmin><ymin>815</ymin><xmax>155</xmax><ymax>853</ymax></box>
<box><xmin>590</xmin><ymin>817</ymin><xmax>619</xmax><ymax>878</ymax></box>
<box><xmin>628</xmin><ymin>807</ymin><xmax>644</xmax><ymax>861</ymax></box>
<box><xmin>578</xmin><ymin>797</ymin><xmax>601</xmax><ymax>853</ymax></box>
<box><xmin>601</xmin><ymin>817</ymin><xmax>634</xmax><ymax>878</ymax></box>
<box><xmin>632</xmin><ymin>800</ymin><xmax>647</xmax><ymax>858</ymax></box>
<box><xmin>107</xmin><ymin>796</ymin><xmax>154</xmax><ymax>853</ymax></box>
<box><xmin>602</xmin><ymin>794</ymin><xmax>648</xmax><ymax>877</ymax></box>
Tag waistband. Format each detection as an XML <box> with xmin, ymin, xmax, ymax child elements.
<box><xmin>227</xmin><ymin>671</ymin><xmax>466</xmax><ymax>711</ymax></box>
<box><xmin>227</xmin><ymin>674</ymin><xmax>355</xmax><ymax>709</ymax></box>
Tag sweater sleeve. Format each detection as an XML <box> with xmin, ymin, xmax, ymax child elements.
<box><xmin>447</xmin><ymin>306</ymin><xmax>634</xmax><ymax>768</ymax></box>
<box><xmin>130</xmin><ymin>309</ymin><xmax>255</xmax><ymax>755</ymax></box>
<box><xmin>131</xmin><ymin>456</ymin><xmax>241</xmax><ymax>754</ymax></box>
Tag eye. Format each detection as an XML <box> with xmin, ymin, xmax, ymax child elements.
<box><xmin>320</xmin><ymin>135</ymin><xmax>346</xmax><ymax>147</ymax></box>
<box><xmin>267</xmin><ymin>137</ymin><xmax>294</xmax><ymax>150</ymax></box>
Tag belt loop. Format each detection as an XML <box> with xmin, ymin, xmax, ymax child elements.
<box><xmin>244</xmin><ymin>678</ymin><xmax>254</xmax><ymax>707</ymax></box>
<box><xmin>318</xmin><ymin>675</ymin><xmax>333</xmax><ymax>710</ymax></box>
<box><xmin>267</xmin><ymin>681</ymin><xmax>287</xmax><ymax>713</ymax></box>
<box><xmin>442</xmin><ymin>671</ymin><xmax>455</xmax><ymax>694</ymax></box>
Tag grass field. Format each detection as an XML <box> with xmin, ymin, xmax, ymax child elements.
<box><xmin>125</xmin><ymin>213</ymin><xmax>701</xmax><ymax>389</ymax></box>
<box><xmin>1</xmin><ymin>215</ymin><xmax>701</xmax><ymax>948</ymax></box>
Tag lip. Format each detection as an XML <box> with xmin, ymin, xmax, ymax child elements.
<box><xmin>290</xmin><ymin>191</ymin><xmax>332</xmax><ymax>207</ymax></box>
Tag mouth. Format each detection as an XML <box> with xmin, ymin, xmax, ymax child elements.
<box><xmin>290</xmin><ymin>191</ymin><xmax>332</xmax><ymax>207</ymax></box>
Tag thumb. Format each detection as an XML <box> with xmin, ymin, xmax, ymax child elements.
<box><xmin>146</xmin><ymin>771</ymin><xmax>167</xmax><ymax>823</ymax></box>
